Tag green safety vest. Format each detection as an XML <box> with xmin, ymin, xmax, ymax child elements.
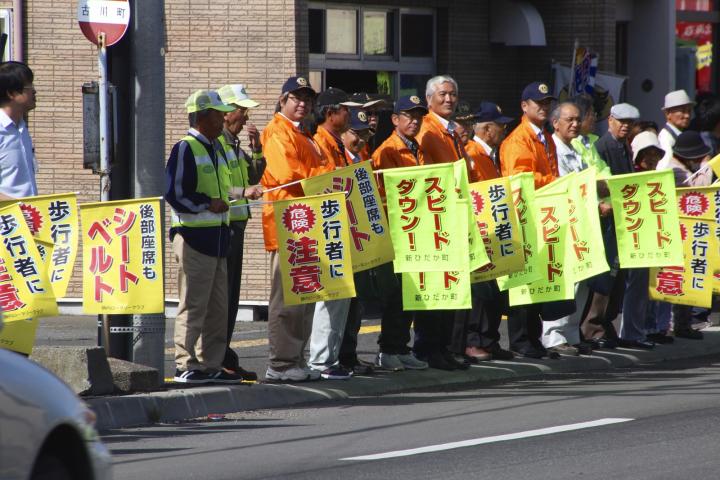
<box><xmin>171</xmin><ymin>135</ymin><xmax>231</xmax><ymax>228</ymax></box>
<box><xmin>218</xmin><ymin>135</ymin><xmax>250</xmax><ymax>221</ymax></box>
<box><xmin>571</xmin><ymin>133</ymin><xmax>612</xmax><ymax>180</ymax></box>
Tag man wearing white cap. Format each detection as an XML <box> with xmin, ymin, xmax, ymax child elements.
<box><xmin>165</xmin><ymin>90</ymin><xmax>249</xmax><ymax>384</ymax></box>
<box><xmin>657</xmin><ymin>89</ymin><xmax>694</xmax><ymax>169</ymax></box>
<box><xmin>216</xmin><ymin>84</ymin><xmax>265</xmax><ymax>380</ymax></box>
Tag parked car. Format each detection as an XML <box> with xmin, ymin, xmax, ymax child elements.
<box><xmin>0</xmin><ymin>323</ymin><xmax>112</xmax><ymax>480</ymax></box>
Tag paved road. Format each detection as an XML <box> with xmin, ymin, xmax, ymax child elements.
<box><xmin>103</xmin><ymin>356</ymin><xmax>720</xmax><ymax>480</ymax></box>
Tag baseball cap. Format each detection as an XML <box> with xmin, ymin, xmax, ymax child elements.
<box><xmin>393</xmin><ymin>95</ymin><xmax>428</xmax><ymax>114</ymax></box>
<box><xmin>350</xmin><ymin>92</ymin><xmax>387</xmax><ymax>109</ymax></box>
<box><xmin>185</xmin><ymin>89</ymin><xmax>235</xmax><ymax>114</ymax></box>
<box><xmin>316</xmin><ymin>87</ymin><xmax>363</xmax><ymax>108</ymax></box>
<box><xmin>453</xmin><ymin>101</ymin><xmax>475</xmax><ymax>122</ymax></box>
<box><xmin>217</xmin><ymin>84</ymin><xmax>260</xmax><ymax>109</ymax></box>
<box><xmin>348</xmin><ymin>108</ymin><xmax>371</xmax><ymax>131</ymax></box>
<box><xmin>609</xmin><ymin>103</ymin><xmax>640</xmax><ymax>120</ymax></box>
<box><xmin>631</xmin><ymin>131</ymin><xmax>665</xmax><ymax>162</ymax></box>
<box><xmin>474</xmin><ymin>101</ymin><xmax>513</xmax><ymax>124</ymax></box>
<box><xmin>673</xmin><ymin>130</ymin><xmax>711</xmax><ymax>159</ymax></box>
<box><xmin>663</xmin><ymin>89</ymin><xmax>695</xmax><ymax>110</ymax></box>
<box><xmin>521</xmin><ymin>81</ymin><xmax>556</xmax><ymax>102</ymax></box>
<box><xmin>281</xmin><ymin>75</ymin><xmax>316</xmax><ymax>95</ymax></box>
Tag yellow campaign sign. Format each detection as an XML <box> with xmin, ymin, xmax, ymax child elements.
<box><xmin>0</xmin><ymin>204</ymin><xmax>58</xmax><ymax>354</ymax></box>
<box><xmin>649</xmin><ymin>217</ymin><xmax>717</xmax><ymax>308</ymax></box>
<box><xmin>402</xmin><ymin>270</ymin><xmax>472</xmax><ymax>310</ymax></box>
<box><xmin>275</xmin><ymin>192</ymin><xmax>356</xmax><ymax>305</ymax></box>
<box><xmin>468</xmin><ymin>177</ymin><xmax>524</xmax><ymax>282</ymax></box>
<box><xmin>509</xmin><ymin>191</ymin><xmax>575</xmax><ymax>306</ymax></box>
<box><xmin>496</xmin><ymin>173</ymin><xmax>543</xmax><ymax>291</ymax></box>
<box><xmin>453</xmin><ymin>160</ymin><xmax>490</xmax><ymax>271</ymax></box>
<box><xmin>80</xmin><ymin>198</ymin><xmax>164</xmax><ymax>314</ymax></box>
<box><xmin>706</xmin><ymin>154</ymin><xmax>720</xmax><ymax>179</ymax></box>
<box><xmin>0</xmin><ymin>193</ymin><xmax>79</xmax><ymax>298</ymax></box>
<box><xmin>568</xmin><ymin>168</ymin><xmax>609</xmax><ymax>282</ymax></box>
<box><xmin>676</xmin><ymin>185</ymin><xmax>719</xmax><ymax>220</ymax></box>
<box><xmin>385</xmin><ymin>163</ymin><xmax>466</xmax><ymax>272</ymax></box>
<box><xmin>301</xmin><ymin>161</ymin><xmax>394</xmax><ymax>272</ymax></box>
<box><xmin>608</xmin><ymin>170</ymin><xmax>683</xmax><ymax>268</ymax></box>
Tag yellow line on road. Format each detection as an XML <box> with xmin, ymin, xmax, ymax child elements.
<box><xmin>164</xmin><ymin>324</ymin><xmax>382</xmax><ymax>355</ymax></box>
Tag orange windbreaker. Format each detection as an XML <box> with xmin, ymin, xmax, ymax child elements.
<box><xmin>499</xmin><ymin>115</ymin><xmax>558</xmax><ymax>188</ymax></box>
<box><xmin>260</xmin><ymin>113</ymin><xmax>331</xmax><ymax>251</ymax></box>
<box><xmin>465</xmin><ymin>140</ymin><xmax>500</xmax><ymax>182</ymax></box>
<box><xmin>314</xmin><ymin>126</ymin><xmax>348</xmax><ymax>170</ymax></box>
<box><xmin>371</xmin><ymin>131</ymin><xmax>424</xmax><ymax>198</ymax></box>
<box><xmin>416</xmin><ymin>112</ymin><xmax>461</xmax><ymax>164</ymax></box>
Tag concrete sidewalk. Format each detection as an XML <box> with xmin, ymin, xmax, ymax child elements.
<box><xmin>88</xmin><ymin>328</ymin><xmax>720</xmax><ymax>431</ymax></box>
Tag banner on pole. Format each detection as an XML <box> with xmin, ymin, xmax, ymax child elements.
<box><xmin>509</xmin><ymin>192</ymin><xmax>575</xmax><ymax>305</ymax></box>
<box><xmin>468</xmin><ymin>177</ymin><xmax>524</xmax><ymax>282</ymax></box>
<box><xmin>275</xmin><ymin>192</ymin><xmax>356</xmax><ymax>305</ymax></box>
<box><xmin>385</xmin><ymin>163</ymin><xmax>466</xmax><ymax>272</ymax></box>
<box><xmin>402</xmin><ymin>270</ymin><xmax>472</xmax><ymax>310</ymax></box>
<box><xmin>0</xmin><ymin>193</ymin><xmax>80</xmax><ymax>297</ymax></box>
<box><xmin>608</xmin><ymin>170</ymin><xmax>683</xmax><ymax>268</ymax></box>
<box><xmin>496</xmin><ymin>173</ymin><xmax>544</xmax><ymax>290</ymax></box>
<box><xmin>453</xmin><ymin>160</ymin><xmax>491</xmax><ymax>271</ymax></box>
<box><xmin>649</xmin><ymin>216</ymin><xmax>717</xmax><ymax>308</ymax></box>
<box><xmin>301</xmin><ymin>161</ymin><xmax>394</xmax><ymax>272</ymax></box>
<box><xmin>80</xmin><ymin>198</ymin><xmax>164</xmax><ymax>314</ymax></box>
<box><xmin>0</xmin><ymin>204</ymin><xmax>59</xmax><ymax>354</ymax></box>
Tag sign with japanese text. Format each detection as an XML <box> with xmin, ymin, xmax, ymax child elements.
<box><xmin>402</xmin><ymin>270</ymin><xmax>472</xmax><ymax>310</ymax></box>
<box><xmin>78</xmin><ymin>0</ymin><xmax>131</xmax><ymax>46</ymax></box>
<box><xmin>300</xmin><ymin>161</ymin><xmax>394</xmax><ymax>272</ymax></box>
<box><xmin>384</xmin><ymin>163</ymin><xmax>465</xmax><ymax>272</ymax></box>
<box><xmin>0</xmin><ymin>193</ymin><xmax>80</xmax><ymax>298</ymax></box>
<box><xmin>0</xmin><ymin>204</ymin><xmax>58</xmax><ymax>354</ymax></box>
<box><xmin>608</xmin><ymin>170</ymin><xmax>683</xmax><ymax>268</ymax></box>
<box><xmin>509</xmin><ymin>192</ymin><xmax>575</xmax><ymax>305</ymax></box>
<box><xmin>649</xmin><ymin>217</ymin><xmax>717</xmax><ymax>308</ymax></box>
<box><xmin>568</xmin><ymin>168</ymin><xmax>609</xmax><ymax>282</ymax></box>
<box><xmin>496</xmin><ymin>173</ymin><xmax>543</xmax><ymax>291</ymax></box>
<box><xmin>80</xmin><ymin>198</ymin><xmax>164</xmax><ymax>314</ymax></box>
<box><xmin>275</xmin><ymin>192</ymin><xmax>356</xmax><ymax>305</ymax></box>
<box><xmin>468</xmin><ymin>177</ymin><xmax>524</xmax><ymax>282</ymax></box>
<box><xmin>453</xmin><ymin>160</ymin><xmax>490</xmax><ymax>271</ymax></box>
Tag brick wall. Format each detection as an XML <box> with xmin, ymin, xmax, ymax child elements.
<box><xmin>21</xmin><ymin>0</ymin><xmax>615</xmax><ymax>305</ymax></box>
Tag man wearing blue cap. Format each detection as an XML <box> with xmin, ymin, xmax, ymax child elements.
<box><xmin>165</xmin><ymin>89</ymin><xmax>246</xmax><ymax>384</ymax></box>
<box><xmin>472</xmin><ymin>101</ymin><xmax>513</xmax><ymax>177</ymax></box>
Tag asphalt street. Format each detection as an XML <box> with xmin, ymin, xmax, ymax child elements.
<box><xmin>103</xmin><ymin>356</ymin><xmax>720</xmax><ymax>480</ymax></box>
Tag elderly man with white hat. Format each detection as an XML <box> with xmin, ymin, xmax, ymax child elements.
<box><xmin>216</xmin><ymin>84</ymin><xmax>266</xmax><ymax>380</ymax></box>
<box><xmin>594</xmin><ymin>103</ymin><xmax>641</xmax><ymax>175</ymax></box>
<box><xmin>657</xmin><ymin>89</ymin><xmax>694</xmax><ymax>169</ymax></box>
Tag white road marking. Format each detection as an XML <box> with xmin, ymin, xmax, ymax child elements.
<box><xmin>340</xmin><ymin>418</ymin><xmax>634</xmax><ymax>461</ymax></box>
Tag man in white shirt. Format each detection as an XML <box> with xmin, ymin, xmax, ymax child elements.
<box><xmin>0</xmin><ymin>62</ymin><xmax>38</xmax><ymax>200</ymax></box>
<box><xmin>657</xmin><ymin>89</ymin><xmax>694</xmax><ymax>170</ymax></box>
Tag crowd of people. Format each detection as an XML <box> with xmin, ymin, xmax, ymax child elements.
<box><xmin>163</xmin><ymin>73</ymin><xmax>720</xmax><ymax>385</ymax></box>
<box><xmin>3</xmin><ymin>58</ymin><xmax>716</xmax><ymax>384</ymax></box>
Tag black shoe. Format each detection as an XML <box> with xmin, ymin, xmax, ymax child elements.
<box><xmin>173</xmin><ymin>369</ymin><xmax>212</xmax><ymax>384</ymax></box>
<box><xmin>223</xmin><ymin>366</ymin><xmax>258</xmax><ymax>381</ymax></box>
<box><xmin>647</xmin><ymin>332</ymin><xmax>675</xmax><ymax>344</ymax></box>
<box><xmin>207</xmin><ymin>369</ymin><xmax>243</xmax><ymax>384</ymax></box>
<box><xmin>674</xmin><ymin>328</ymin><xmax>704</xmax><ymax>340</ymax></box>
<box><xmin>587</xmin><ymin>337</ymin><xmax>618</xmax><ymax>349</ymax></box>
<box><xmin>574</xmin><ymin>342</ymin><xmax>593</xmax><ymax>355</ymax></box>
<box><xmin>512</xmin><ymin>347</ymin><xmax>545</xmax><ymax>359</ymax></box>
<box><xmin>426</xmin><ymin>351</ymin><xmax>457</xmax><ymax>371</ymax></box>
<box><xmin>444</xmin><ymin>351</ymin><xmax>471</xmax><ymax>370</ymax></box>
<box><xmin>618</xmin><ymin>339</ymin><xmax>655</xmax><ymax>350</ymax></box>
<box><xmin>343</xmin><ymin>361</ymin><xmax>375</xmax><ymax>375</ymax></box>
<box><xmin>488</xmin><ymin>345</ymin><xmax>514</xmax><ymax>360</ymax></box>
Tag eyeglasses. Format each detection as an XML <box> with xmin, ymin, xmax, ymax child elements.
<box><xmin>287</xmin><ymin>94</ymin><xmax>313</xmax><ymax>104</ymax></box>
<box><xmin>22</xmin><ymin>85</ymin><xmax>35</xmax><ymax>93</ymax></box>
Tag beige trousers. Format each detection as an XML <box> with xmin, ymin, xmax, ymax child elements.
<box><xmin>173</xmin><ymin>234</ymin><xmax>228</xmax><ymax>372</ymax></box>
<box><xmin>267</xmin><ymin>251</ymin><xmax>316</xmax><ymax>371</ymax></box>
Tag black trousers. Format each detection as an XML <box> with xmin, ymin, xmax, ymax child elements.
<box><xmin>451</xmin><ymin>281</ymin><xmax>505</xmax><ymax>353</ymax></box>
<box><xmin>506</xmin><ymin>304</ymin><xmax>543</xmax><ymax>352</ymax></box>
<box><xmin>413</xmin><ymin>309</ymin><xmax>454</xmax><ymax>357</ymax></box>
<box><xmin>223</xmin><ymin>220</ymin><xmax>247</xmax><ymax>370</ymax></box>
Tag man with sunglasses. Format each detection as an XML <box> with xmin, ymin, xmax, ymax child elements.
<box><xmin>216</xmin><ymin>84</ymin><xmax>265</xmax><ymax>381</ymax></box>
<box><xmin>0</xmin><ymin>61</ymin><xmax>38</xmax><ymax>200</ymax></box>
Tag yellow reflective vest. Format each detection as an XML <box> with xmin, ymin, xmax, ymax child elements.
<box><xmin>218</xmin><ymin>135</ymin><xmax>250</xmax><ymax>221</ymax></box>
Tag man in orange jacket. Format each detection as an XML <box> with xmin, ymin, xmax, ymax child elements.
<box><xmin>500</xmin><ymin>81</ymin><xmax>559</xmax><ymax>188</ymax></box>
<box><xmin>500</xmin><ymin>81</ymin><xmax>560</xmax><ymax>359</ymax></box>
<box><xmin>411</xmin><ymin>75</ymin><xmax>471</xmax><ymax>371</ymax></box>
<box><xmin>260</xmin><ymin>76</ymin><xmax>332</xmax><ymax>382</ymax></box>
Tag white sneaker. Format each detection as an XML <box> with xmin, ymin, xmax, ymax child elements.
<box><xmin>376</xmin><ymin>353</ymin><xmax>404</xmax><ymax>371</ymax></box>
<box><xmin>265</xmin><ymin>367</ymin><xmax>309</xmax><ymax>382</ymax></box>
<box><xmin>304</xmin><ymin>367</ymin><xmax>322</xmax><ymax>381</ymax></box>
<box><xmin>397</xmin><ymin>353</ymin><xmax>429</xmax><ymax>370</ymax></box>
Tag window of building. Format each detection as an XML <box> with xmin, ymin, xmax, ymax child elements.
<box><xmin>0</xmin><ymin>9</ymin><xmax>12</xmax><ymax>62</ymax></box>
<box><xmin>308</xmin><ymin>4</ymin><xmax>435</xmax><ymax>97</ymax></box>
